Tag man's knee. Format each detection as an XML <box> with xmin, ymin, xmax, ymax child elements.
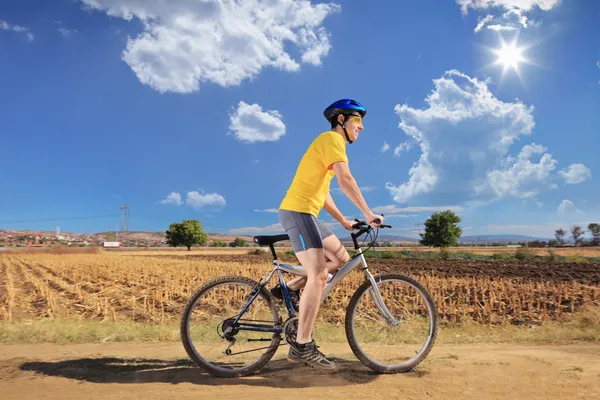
<box><xmin>309</xmin><ymin>267</ymin><xmax>329</xmax><ymax>287</ymax></box>
<box><xmin>320</xmin><ymin>267</ymin><xmax>330</xmax><ymax>284</ymax></box>
<box><xmin>333</xmin><ymin>243</ymin><xmax>350</xmax><ymax>268</ymax></box>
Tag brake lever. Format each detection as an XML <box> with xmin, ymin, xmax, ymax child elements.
<box><xmin>352</xmin><ymin>218</ymin><xmax>367</xmax><ymax>230</ymax></box>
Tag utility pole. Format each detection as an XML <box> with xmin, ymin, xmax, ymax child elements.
<box><xmin>121</xmin><ymin>204</ymin><xmax>129</xmax><ymax>245</ymax></box>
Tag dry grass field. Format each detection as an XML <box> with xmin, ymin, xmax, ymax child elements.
<box><xmin>1</xmin><ymin>249</ymin><xmax>598</xmax><ymax>329</ymax></box>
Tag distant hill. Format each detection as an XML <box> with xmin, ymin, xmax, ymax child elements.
<box><xmin>459</xmin><ymin>234</ymin><xmax>552</xmax><ymax>243</ymax></box>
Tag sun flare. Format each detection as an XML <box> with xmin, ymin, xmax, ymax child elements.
<box><xmin>494</xmin><ymin>41</ymin><xmax>525</xmax><ymax>71</ymax></box>
<box><xmin>482</xmin><ymin>35</ymin><xmax>538</xmax><ymax>85</ymax></box>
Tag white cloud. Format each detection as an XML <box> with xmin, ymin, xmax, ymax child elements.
<box><xmin>80</xmin><ymin>0</ymin><xmax>340</xmax><ymax>93</ymax></box>
<box><xmin>229</xmin><ymin>101</ymin><xmax>286</xmax><ymax>143</ymax></box>
<box><xmin>372</xmin><ymin>205</ymin><xmax>463</xmax><ymax>213</ymax></box>
<box><xmin>386</xmin><ymin>70</ymin><xmax>569</xmax><ymax>205</ymax></box>
<box><xmin>58</xmin><ymin>28</ymin><xmax>77</xmax><ymax>36</ymax></box>
<box><xmin>474</xmin><ymin>15</ymin><xmax>494</xmax><ymax>32</ymax></box>
<box><xmin>458</xmin><ymin>0</ymin><xmax>562</xmax><ymax>13</ymax></box>
<box><xmin>0</xmin><ymin>19</ymin><xmax>34</xmax><ymax>41</ymax></box>
<box><xmin>385</xmin><ymin>214</ymin><xmax>419</xmax><ymax>219</ymax></box>
<box><xmin>557</xmin><ymin>200</ymin><xmax>584</xmax><ymax>218</ymax></box>
<box><xmin>160</xmin><ymin>190</ymin><xmax>226</xmax><ymax>209</ymax></box>
<box><xmin>393</xmin><ymin>141</ymin><xmax>412</xmax><ymax>157</ymax></box>
<box><xmin>558</xmin><ymin>163</ymin><xmax>591</xmax><ymax>184</ymax></box>
<box><xmin>475</xmin><ymin>143</ymin><xmax>557</xmax><ymax>199</ymax></box>
<box><xmin>381</xmin><ymin>141</ymin><xmax>390</xmax><ymax>153</ymax></box>
<box><xmin>186</xmin><ymin>191</ymin><xmax>226</xmax><ymax>210</ymax></box>
<box><xmin>229</xmin><ymin>223</ymin><xmax>283</xmax><ymax>234</ymax></box>
<box><xmin>254</xmin><ymin>208</ymin><xmax>279</xmax><ymax>213</ymax></box>
<box><xmin>159</xmin><ymin>191</ymin><xmax>182</xmax><ymax>206</ymax></box>
<box><xmin>457</xmin><ymin>0</ymin><xmax>561</xmax><ymax>32</ymax></box>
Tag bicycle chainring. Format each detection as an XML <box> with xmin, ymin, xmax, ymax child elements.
<box><xmin>283</xmin><ymin>317</ymin><xmax>298</xmax><ymax>345</ymax></box>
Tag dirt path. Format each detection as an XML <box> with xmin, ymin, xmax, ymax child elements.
<box><xmin>1</xmin><ymin>341</ymin><xmax>599</xmax><ymax>399</ymax></box>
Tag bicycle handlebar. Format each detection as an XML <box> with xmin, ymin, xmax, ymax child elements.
<box><xmin>351</xmin><ymin>218</ymin><xmax>392</xmax><ymax>230</ymax></box>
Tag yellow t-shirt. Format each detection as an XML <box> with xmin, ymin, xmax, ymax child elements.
<box><xmin>279</xmin><ymin>131</ymin><xmax>348</xmax><ymax>217</ymax></box>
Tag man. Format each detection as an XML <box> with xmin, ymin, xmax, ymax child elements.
<box><xmin>275</xmin><ymin>99</ymin><xmax>384</xmax><ymax>369</ymax></box>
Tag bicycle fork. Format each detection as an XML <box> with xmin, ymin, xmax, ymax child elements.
<box><xmin>364</xmin><ymin>269</ymin><xmax>399</xmax><ymax>327</ymax></box>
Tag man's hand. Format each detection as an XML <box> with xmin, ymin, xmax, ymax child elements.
<box><xmin>341</xmin><ymin>219</ymin><xmax>355</xmax><ymax>231</ymax></box>
<box><xmin>364</xmin><ymin>212</ymin><xmax>384</xmax><ymax>228</ymax></box>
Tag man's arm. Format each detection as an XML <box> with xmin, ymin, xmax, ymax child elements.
<box><xmin>332</xmin><ymin>161</ymin><xmax>373</xmax><ymax>217</ymax></box>
<box><xmin>323</xmin><ymin>192</ymin><xmax>345</xmax><ymax>223</ymax></box>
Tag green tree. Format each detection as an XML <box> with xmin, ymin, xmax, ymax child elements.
<box><xmin>419</xmin><ymin>210</ymin><xmax>462</xmax><ymax>248</ymax></box>
<box><xmin>570</xmin><ymin>225</ymin><xmax>584</xmax><ymax>247</ymax></box>
<box><xmin>210</xmin><ymin>240</ymin><xmax>228</xmax><ymax>247</ymax></box>
<box><xmin>229</xmin><ymin>237</ymin><xmax>247</xmax><ymax>247</ymax></box>
<box><xmin>588</xmin><ymin>223</ymin><xmax>600</xmax><ymax>246</ymax></box>
<box><xmin>165</xmin><ymin>219</ymin><xmax>208</xmax><ymax>251</ymax></box>
<box><xmin>554</xmin><ymin>228</ymin><xmax>566</xmax><ymax>245</ymax></box>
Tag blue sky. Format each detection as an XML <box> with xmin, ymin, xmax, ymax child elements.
<box><xmin>1</xmin><ymin>0</ymin><xmax>598</xmax><ymax>239</ymax></box>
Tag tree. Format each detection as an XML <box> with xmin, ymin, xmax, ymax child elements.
<box><xmin>588</xmin><ymin>223</ymin><xmax>600</xmax><ymax>246</ymax></box>
<box><xmin>419</xmin><ymin>210</ymin><xmax>462</xmax><ymax>248</ymax></box>
<box><xmin>229</xmin><ymin>237</ymin><xmax>247</xmax><ymax>247</ymax></box>
<box><xmin>554</xmin><ymin>228</ymin><xmax>566</xmax><ymax>245</ymax></box>
<box><xmin>570</xmin><ymin>225</ymin><xmax>584</xmax><ymax>247</ymax></box>
<box><xmin>105</xmin><ymin>233</ymin><xmax>117</xmax><ymax>241</ymax></box>
<box><xmin>210</xmin><ymin>240</ymin><xmax>228</xmax><ymax>247</ymax></box>
<box><xmin>165</xmin><ymin>219</ymin><xmax>208</xmax><ymax>251</ymax></box>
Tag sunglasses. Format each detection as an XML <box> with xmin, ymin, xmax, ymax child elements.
<box><xmin>345</xmin><ymin>115</ymin><xmax>363</xmax><ymax>124</ymax></box>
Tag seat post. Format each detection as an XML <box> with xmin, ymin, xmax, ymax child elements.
<box><xmin>269</xmin><ymin>244</ymin><xmax>278</xmax><ymax>260</ymax></box>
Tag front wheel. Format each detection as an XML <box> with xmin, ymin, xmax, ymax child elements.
<box><xmin>345</xmin><ymin>273</ymin><xmax>438</xmax><ymax>373</ymax></box>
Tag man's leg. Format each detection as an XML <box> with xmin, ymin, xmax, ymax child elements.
<box><xmin>287</xmin><ymin>234</ymin><xmax>349</xmax><ymax>291</ymax></box>
<box><xmin>278</xmin><ymin>211</ymin><xmax>337</xmax><ymax>369</ymax></box>
<box><xmin>294</xmin><ymin>247</ymin><xmax>328</xmax><ymax>343</ymax></box>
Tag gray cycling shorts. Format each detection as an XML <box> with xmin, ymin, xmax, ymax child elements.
<box><xmin>279</xmin><ymin>209</ymin><xmax>334</xmax><ymax>253</ymax></box>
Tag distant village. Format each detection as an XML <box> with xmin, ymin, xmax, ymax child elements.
<box><xmin>0</xmin><ymin>230</ymin><xmax>167</xmax><ymax>248</ymax></box>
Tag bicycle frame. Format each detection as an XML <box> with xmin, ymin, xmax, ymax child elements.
<box><xmin>232</xmin><ymin>245</ymin><xmax>398</xmax><ymax>333</ymax></box>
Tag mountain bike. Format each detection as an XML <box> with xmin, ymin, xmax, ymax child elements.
<box><xmin>180</xmin><ymin>219</ymin><xmax>438</xmax><ymax>377</ymax></box>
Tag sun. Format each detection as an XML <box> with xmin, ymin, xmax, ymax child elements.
<box><xmin>494</xmin><ymin>41</ymin><xmax>525</xmax><ymax>72</ymax></box>
<box><xmin>481</xmin><ymin>34</ymin><xmax>538</xmax><ymax>86</ymax></box>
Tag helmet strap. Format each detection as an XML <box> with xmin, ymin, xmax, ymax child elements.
<box><xmin>342</xmin><ymin>125</ymin><xmax>353</xmax><ymax>144</ymax></box>
<box><xmin>336</xmin><ymin>114</ymin><xmax>353</xmax><ymax>144</ymax></box>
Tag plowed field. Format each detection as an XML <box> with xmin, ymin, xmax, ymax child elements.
<box><xmin>1</xmin><ymin>253</ymin><xmax>598</xmax><ymax>326</ymax></box>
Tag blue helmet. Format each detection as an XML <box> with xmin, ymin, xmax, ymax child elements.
<box><xmin>323</xmin><ymin>99</ymin><xmax>367</xmax><ymax>122</ymax></box>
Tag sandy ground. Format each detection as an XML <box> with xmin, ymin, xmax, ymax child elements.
<box><xmin>1</xmin><ymin>341</ymin><xmax>599</xmax><ymax>400</ymax></box>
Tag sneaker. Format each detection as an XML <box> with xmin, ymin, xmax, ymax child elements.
<box><xmin>287</xmin><ymin>340</ymin><xmax>337</xmax><ymax>370</ymax></box>
<box><xmin>270</xmin><ymin>284</ymin><xmax>300</xmax><ymax>312</ymax></box>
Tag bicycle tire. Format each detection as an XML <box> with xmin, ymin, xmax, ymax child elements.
<box><xmin>345</xmin><ymin>273</ymin><xmax>438</xmax><ymax>373</ymax></box>
<box><xmin>180</xmin><ymin>275</ymin><xmax>281</xmax><ymax>378</ymax></box>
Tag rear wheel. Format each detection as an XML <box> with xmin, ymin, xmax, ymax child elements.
<box><xmin>180</xmin><ymin>276</ymin><xmax>281</xmax><ymax>377</ymax></box>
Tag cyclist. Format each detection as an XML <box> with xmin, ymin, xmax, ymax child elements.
<box><xmin>275</xmin><ymin>99</ymin><xmax>384</xmax><ymax>369</ymax></box>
